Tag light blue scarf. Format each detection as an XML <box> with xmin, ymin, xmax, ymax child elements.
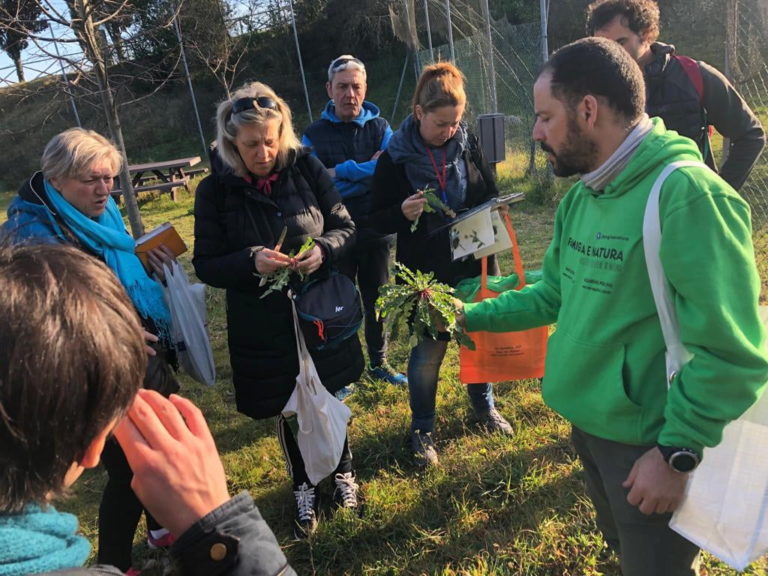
<box><xmin>44</xmin><ymin>179</ymin><xmax>171</xmax><ymax>339</ymax></box>
<box><xmin>0</xmin><ymin>505</ymin><xmax>91</xmax><ymax>575</ymax></box>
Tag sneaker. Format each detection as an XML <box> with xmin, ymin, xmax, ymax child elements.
<box><xmin>334</xmin><ymin>384</ymin><xmax>356</xmax><ymax>402</ymax></box>
<box><xmin>368</xmin><ymin>363</ymin><xmax>408</xmax><ymax>386</ymax></box>
<box><xmin>332</xmin><ymin>472</ymin><xmax>360</xmax><ymax>510</ymax></box>
<box><xmin>147</xmin><ymin>530</ymin><xmax>175</xmax><ymax>550</ymax></box>
<box><xmin>476</xmin><ymin>408</ymin><xmax>514</xmax><ymax>436</ymax></box>
<box><xmin>293</xmin><ymin>482</ymin><xmax>318</xmax><ymax>539</ymax></box>
<box><xmin>409</xmin><ymin>429</ymin><xmax>439</xmax><ymax>467</ymax></box>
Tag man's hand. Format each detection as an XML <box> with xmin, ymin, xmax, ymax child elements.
<box><xmin>253</xmin><ymin>247</ymin><xmax>293</xmax><ymax>275</ymax></box>
<box><xmin>115</xmin><ymin>390</ymin><xmax>230</xmax><ymax>536</ymax></box>
<box><xmin>292</xmin><ymin>244</ymin><xmax>324</xmax><ymax>275</ymax></box>
<box><xmin>623</xmin><ymin>447</ymin><xmax>689</xmax><ymax>515</ymax></box>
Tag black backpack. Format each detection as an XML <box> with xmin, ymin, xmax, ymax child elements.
<box><xmin>292</xmin><ymin>271</ymin><xmax>363</xmax><ymax>351</ymax></box>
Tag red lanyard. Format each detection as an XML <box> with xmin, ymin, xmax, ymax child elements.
<box><xmin>425</xmin><ymin>147</ymin><xmax>448</xmax><ymax>200</ymax></box>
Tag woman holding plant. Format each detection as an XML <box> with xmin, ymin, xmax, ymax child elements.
<box><xmin>370</xmin><ymin>62</ymin><xmax>513</xmax><ymax>468</ymax></box>
<box><xmin>193</xmin><ymin>82</ymin><xmax>363</xmax><ymax>539</ymax></box>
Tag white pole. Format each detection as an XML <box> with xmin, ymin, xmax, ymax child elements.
<box><xmin>540</xmin><ymin>0</ymin><xmax>549</xmax><ymax>64</ymax></box>
<box><xmin>288</xmin><ymin>0</ymin><xmax>313</xmax><ymax>122</ymax></box>
<box><xmin>424</xmin><ymin>0</ymin><xmax>434</xmax><ymax>62</ymax></box>
<box><xmin>49</xmin><ymin>22</ymin><xmax>81</xmax><ymax>127</ymax></box>
<box><xmin>174</xmin><ymin>15</ymin><xmax>208</xmax><ymax>158</ymax></box>
<box><xmin>445</xmin><ymin>0</ymin><xmax>455</xmax><ymax>62</ymax></box>
<box><xmin>481</xmin><ymin>0</ymin><xmax>497</xmax><ymax>111</ymax></box>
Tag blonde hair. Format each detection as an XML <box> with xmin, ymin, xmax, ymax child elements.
<box><xmin>412</xmin><ymin>62</ymin><xmax>467</xmax><ymax>116</ymax></box>
<box><xmin>215</xmin><ymin>82</ymin><xmax>302</xmax><ymax>178</ymax></box>
<box><xmin>41</xmin><ymin>128</ymin><xmax>122</xmax><ymax>181</ymax></box>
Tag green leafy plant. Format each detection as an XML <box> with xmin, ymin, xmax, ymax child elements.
<box><xmin>256</xmin><ymin>236</ymin><xmax>315</xmax><ymax>299</ymax></box>
<box><xmin>375</xmin><ymin>262</ymin><xmax>474</xmax><ymax>349</ymax></box>
<box><xmin>409</xmin><ymin>187</ymin><xmax>459</xmax><ymax>233</ymax></box>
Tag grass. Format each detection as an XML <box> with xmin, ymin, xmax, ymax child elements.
<box><xmin>1</xmin><ymin>170</ymin><xmax>765</xmax><ymax>575</ymax></box>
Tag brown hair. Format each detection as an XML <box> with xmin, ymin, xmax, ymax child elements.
<box><xmin>585</xmin><ymin>0</ymin><xmax>661</xmax><ymax>43</ymax></box>
<box><xmin>411</xmin><ymin>62</ymin><xmax>467</xmax><ymax>116</ymax></box>
<box><xmin>0</xmin><ymin>243</ymin><xmax>146</xmax><ymax>512</ymax></box>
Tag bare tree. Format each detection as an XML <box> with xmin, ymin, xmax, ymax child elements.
<box><xmin>0</xmin><ymin>0</ymin><xmax>185</xmax><ymax>236</ymax></box>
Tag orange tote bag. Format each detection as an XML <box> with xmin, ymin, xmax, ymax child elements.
<box><xmin>459</xmin><ymin>212</ymin><xmax>548</xmax><ymax>384</ymax></box>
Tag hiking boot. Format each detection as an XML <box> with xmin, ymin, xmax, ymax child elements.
<box><xmin>475</xmin><ymin>408</ymin><xmax>513</xmax><ymax>436</ymax></box>
<box><xmin>368</xmin><ymin>362</ymin><xmax>408</xmax><ymax>386</ymax></box>
<box><xmin>332</xmin><ymin>471</ymin><xmax>360</xmax><ymax>510</ymax></box>
<box><xmin>147</xmin><ymin>530</ymin><xmax>175</xmax><ymax>550</ymax></box>
<box><xmin>293</xmin><ymin>482</ymin><xmax>318</xmax><ymax>539</ymax></box>
<box><xmin>334</xmin><ymin>384</ymin><xmax>356</xmax><ymax>402</ymax></box>
<box><xmin>409</xmin><ymin>429</ymin><xmax>439</xmax><ymax>467</ymax></box>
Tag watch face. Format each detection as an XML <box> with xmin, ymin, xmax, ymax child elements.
<box><xmin>669</xmin><ymin>450</ymin><xmax>699</xmax><ymax>473</ymax></box>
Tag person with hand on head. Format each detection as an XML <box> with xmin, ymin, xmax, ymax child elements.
<box><xmin>193</xmin><ymin>81</ymin><xmax>363</xmax><ymax>539</ymax></box>
<box><xmin>586</xmin><ymin>0</ymin><xmax>765</xmax><ymax>191</ymax></box>
<box><xmin>455</xmin><ymin>37</ymin><xmax>768</xmax><ymax>576</ymax></box>
<box><xmin>302</xmin><ymin>55</ymin><xmax>405</xmax><ymax>391</ymax></box>
<box><xmin>1</xmin><ymin>128</ymin><xmax>180</xmax><ymax>574</ymax></box>
<box><xmin>369</xmin><ymin>62</ymin><xmax>513</xmax><ymax>469</ymax></box>
<box><xmin>0</xmin><ymin>242</ymin><xmax>295</xmax><ymax>576</ymax></box>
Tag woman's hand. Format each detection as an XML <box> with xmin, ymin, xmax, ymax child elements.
<box><xmin>401</xmin><ymin>191</ymin><xmax>428</xmax><ymax>222</ymax></box>
<box><xmin>253</xmin><ymin>247</ymin><xmax>293</xmax><ymax>275</ymax></box>
<box><xmin>143</xmin><ymin>330</ymin><xmax>159</xmax><ymax>356</ymax></box>
<box><xmin>114</xmin><ymin>390</ymin><xmax>230</xmax><ymax>537</ymax></box>
<box><xmin>292</xmin><ymin>244</ymin><xmax>324</xmax><ymax>276</ymax></box>
<box><xmin>146</xmin><ymin>245</ymin><xmax>176</xmax><ymax>282</ymax></box>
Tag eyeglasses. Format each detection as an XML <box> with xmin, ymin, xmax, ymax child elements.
<box><xmin>231</xmin><ymin>96</ymin><xmax>279</xmax><ymax>116</ymax></box>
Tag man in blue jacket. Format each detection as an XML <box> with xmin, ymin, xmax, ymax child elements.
<box><xmin>303</xmin><ymin>54</ymin><xmax>406</xmax><ymax>388</ymax></box>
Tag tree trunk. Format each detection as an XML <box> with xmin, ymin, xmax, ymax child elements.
<box><xmin>73</xmin><ymin>0</ymin><xmax>144</xmax><ymax>237</ymax></box>
<box><xmin>13</xmin><ymin>56</ymin><xmax>25</xmax><ymax>83</ymax></box>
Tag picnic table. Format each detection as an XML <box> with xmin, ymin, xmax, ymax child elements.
<box><xmin>113</xmin><ymin>156</ymin><xmax>208</xmax><ymax>201</ymax></box>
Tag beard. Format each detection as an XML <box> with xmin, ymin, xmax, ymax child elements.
<box><xmin>540</xmin><ymin>118</ymin><xmax>598</xmax><ymax>177</ymax></box>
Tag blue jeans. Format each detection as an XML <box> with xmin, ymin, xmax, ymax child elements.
<box><xmin>408</xmin><ymin>335</ymin><xmax>494</xmax><ymax>433</ymax></box>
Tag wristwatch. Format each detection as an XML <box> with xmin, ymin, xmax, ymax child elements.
<box><xmin>657</xmin><ymin>444</ymin><xmax>700</xmax><ymax>473</ymax></box>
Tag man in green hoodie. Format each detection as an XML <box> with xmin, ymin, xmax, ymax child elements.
<box><xmin>458</xmin><ymin>37</ymin><xmax>768</xmax><ymax>576</ymax></box>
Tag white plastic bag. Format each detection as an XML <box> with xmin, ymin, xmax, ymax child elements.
<box><xmin>282</xmin><ymin>299</ymin><xmax>351</xmax><ymax>485</ymax></box>
<box><xmin>162</xmin><ymin>261</ymin><xmax>216</xmax><ymax>386</ymax></box>
<box><xmin>669</xmin><ymin>306</ymin><xmax>768</xmax><ymax>571</ymax></box>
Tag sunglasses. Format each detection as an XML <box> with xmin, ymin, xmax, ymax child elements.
<box><xmin>329</xmin><ymin>57</ymin><xmax>363</xmax><ymax>73</ymax></box>
<box><xmin>231</xmin><ymin>96</ymin><xmax>279</xmax><ymax>115</ymax></box>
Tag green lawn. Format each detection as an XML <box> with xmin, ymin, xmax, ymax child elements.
<box><xmin>10</xmin><ymin>174</ymin><xmax>765</xmax><ymax>575</ymax></box>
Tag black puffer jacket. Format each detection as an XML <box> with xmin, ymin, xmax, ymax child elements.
<box><xmin>369</xmin><ymin>137</ymin><xmax>498</xmax><ymax>288</ymax></box>
<box><xmin>193</xmin><ymin>148</ymin><xmax>362</xmax><ymax>419</ymax></box>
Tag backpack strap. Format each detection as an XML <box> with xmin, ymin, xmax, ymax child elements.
<box><xmin>674</xmin><ymin>55</ymin><xmax>704</xmax><ymax>103</ymax></box>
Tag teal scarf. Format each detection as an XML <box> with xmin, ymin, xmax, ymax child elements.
<box><xmin>44</xmin><ymin>180</ymin><xmax>171</xmax><ymax>339</ymax></box>
<box><xmin>0</xmin><ymin>505</ymin><xmax>91</xmax><ymax>575</ymax></box>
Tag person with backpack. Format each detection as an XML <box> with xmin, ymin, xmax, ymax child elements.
<box><xmin>193</xmin><ymin>81</ymin><xmax>363</xmax><ymax>539</ymax></box>
<box><xmin>369</xmin><ymin>62</ymin><xmax>513</xmax><ymax>469</ymax></box>
<box><xmin>302</xmin><ymin>55</ymin><xmax>407</xmax><ymax>393</ymax></box>
<box><xmin>586</xmin><ymin>0</ymin><xmax>765</xmax><ymax>191</ymax></box>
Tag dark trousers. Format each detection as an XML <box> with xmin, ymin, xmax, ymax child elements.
<box><xmin>276</xmin><ymin>414</ymin><xmax>352</xmax><ymax>487</ymax></box>
<box><xmin>97</xmin><ymin>438</ymin><xmax>162</xmax><ymax>571</ymax></box>
<box><xmin>570</xmin><ymin>426</ymin><xmax>700</xmax><ymax>576</ymax></box>
<box><xmin>336</xmin><ymin>234</ymin><xmax>393</xmax><ymax>366</ymax></box>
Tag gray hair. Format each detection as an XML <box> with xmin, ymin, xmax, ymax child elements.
<box><xmin>41</xmin><ymin>128</ymin><xmax>122</xmax><ymax>181</ymax></box>
<box><xmin>327</xmin><ymin>54</ymin><xmax>366</xmax><ymax>83</ymax></box>
<box><xmin>215</xmin><ymin>82</ymin><xmax>302</xmax><ymax>178</ymax></box>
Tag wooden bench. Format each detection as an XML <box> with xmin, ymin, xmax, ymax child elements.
<box><xmin>186</xmin><ymin>167</ymin><xmax>209</xmax><ymax>178</ymax></box>
<box><xmin>111</xmin><ymin>176</ymin><xmax>190</xmax><ymax>202</ymax></box>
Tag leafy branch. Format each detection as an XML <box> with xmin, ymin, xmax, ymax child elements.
<box><xmin>410</xmin><ymin>187</ymin><xmax>457</xmax><ymax>232</ymax></box>
<box><xmin>375</xmin><ymin>262</ymin><xmax>474</xmax><ymax>349</ymax></box>
<box><xmin>256</xmin><ymin>236</ymin><xmax>315</xmax><ymax>299</ymax></box>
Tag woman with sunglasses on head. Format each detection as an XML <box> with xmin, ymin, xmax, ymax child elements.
<box><xmin>1</xmin><ymin>127</ymin><xmax>180</xmax><ymax>574</ymax></box>
<box><xmin>193</xmin><ymin>81</ymin><xmax>363</xmax><ymax>539</ymax></box>
<box><xmin>369</xmin><ymin>62</ymin><xmax>513</xmax><ymax>469</ymax></box>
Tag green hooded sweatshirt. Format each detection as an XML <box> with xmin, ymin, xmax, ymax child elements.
<box><xmin>464</xmin><ymin>118</ymin><xmax>768</xmax><ymax>454</ymax></box>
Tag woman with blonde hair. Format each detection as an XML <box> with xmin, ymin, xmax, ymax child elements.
<box><xmin>370</xmin><ymin>62</ymin><xmax>512</xmax><ymax>468</ymax></box>
<box><xmin>193</xmin><ymin>82</ymin><xmax>363</xmax><ymax>538</ymax></box>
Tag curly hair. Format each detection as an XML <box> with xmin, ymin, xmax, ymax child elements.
<box><xmin>585</xmin><ymin>0</ymin><xmax>660</xmax><ymax>43</ymax></box>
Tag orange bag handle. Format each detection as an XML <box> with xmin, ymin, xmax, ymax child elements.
<box><xmin>480</xmin><ymin>210</ymin><xmax>526</xmax><ymax>292</ymax></box>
